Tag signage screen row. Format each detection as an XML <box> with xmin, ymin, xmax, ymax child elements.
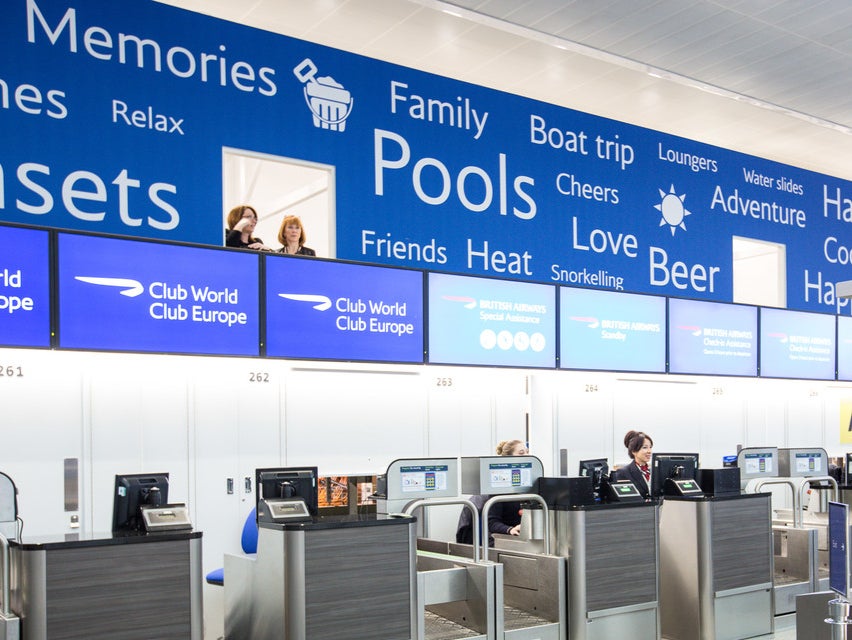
<box><xmin>0</xmin><ymin>227</ymin><xmax>848</xmax><ymax>378</ymax></box>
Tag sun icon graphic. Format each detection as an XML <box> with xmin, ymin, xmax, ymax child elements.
<box><xmin>654</xmin><ymin>185</ymin><xmax>691</xmax><ymax>236</ymax></box>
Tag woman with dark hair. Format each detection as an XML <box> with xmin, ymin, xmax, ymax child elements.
<box><xmin>613</xmin><ymin>430</ymin><xmax>654</xmax><ymax>498</ymax></box>
<box><xmin>225</xmin><ymin>205</ymin><xmax>274</xmax><ymax>251</ymax></box>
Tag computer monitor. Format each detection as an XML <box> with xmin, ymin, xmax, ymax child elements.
<box><xmin>461</xmin><ymin>456</ymin><xmax>542</xmax><ymax>495</ymax></box>
<box><xmin>256</xmin><ymin>467</ymin><xmax>319</xmax><ymax>516</ymax></box>
<box><xmin>779</xmin><ymin>448</ymin><xmax>827</xmax><ymax>478</ymax></box>
<box><xmin>112</xmin><ymin>472</ymin><xmax>169</xmax><ymax>532</ymax></box>
<box><xmin>651</xmin><ymin>453</ymin><xmax>700</xmax><ymax>497</ymax></box>
<box><xmin>578</xmin><ymin>459</ymin><xmax>609</xmax><ymax>496</ymax></box>
<box><xmin>846</xmin><ymin>453</ymin><xmax>852</xmax><ymax>486</ymax></box>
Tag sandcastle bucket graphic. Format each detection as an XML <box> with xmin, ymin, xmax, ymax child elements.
<box><xmin>293</xmin><ymin>58</ymin><xmax>354</xmax><ymax>132</ymax></box>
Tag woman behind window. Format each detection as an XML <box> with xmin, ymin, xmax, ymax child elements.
<box><xmin>225</xmin><ymin>205</ymin><xmax>274</xmax><ymax>251</ymax></box>
<box><xmin>277</xmin><ymin>214</ymin><xmax>316</xmax><ymax>256</ymax></box>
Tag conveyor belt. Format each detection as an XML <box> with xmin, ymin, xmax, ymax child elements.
<box><xmin>423</xmin><ymin>610</ymin><xmax>479</xmax><ymax>640</ymax></box>
<box><xmin>503</xmin><ymin>605</ymin><xmax>551</xmax><ymax>630</ymax></box>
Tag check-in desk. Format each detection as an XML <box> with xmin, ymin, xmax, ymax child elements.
<box><xmin>840</xmin><ymin>484</ymin><xmax>852</xmax><ymax>508</ymax></box>
<box><xmin>550</xmin><ymin>501</ymin><xmax>660</xmax><ymax>640</ymax></box>
<box><xmin>659</xmin><ymin>494</ymin><xmax>773</xmax><ymax>640</ymax></box>
<box><xmin>381</xmin><ymin>457</ymin><xmax>546</xmax><ymax>640</ymax></box>
<box><xmin>9</xmin><ymin>530</ymin><xmax>203</xmax><ymax>640</ymax></box>
<box><xmin>225</xmin><ymin>513</ymin><xmax>417</xmax><ymax>640</ymax></box>
<box><xmin>739</xmin><ymin>447</ymin><xmax>835</xmax><ymax>615</ymax></box>
<box><xmin>416</xmin><ymin>537</ymin><xmax>564</xmax><ymax>640</ymax></box>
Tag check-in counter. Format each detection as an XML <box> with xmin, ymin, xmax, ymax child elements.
<box><xmin>550</xmin><ymin>501</ymin><xmax>660</xmax><ymax>640</ymax></box>
<box><xmin>225</xmin><ymin>513</ymin><xmax>417</xmax><ymax>640</ymax></box>
<box><xmin>419</xmin><ymin>532</ymin><xmax>565</xmax><ymax>639</ymax></box>
<box><xmin>840</xmin><ymin>484</ymin><xmax>852</xmax><ymax>508</ymax></box>
<box><xmin>9</xmin><ymin>530</ymin><xmax>203</xmax><ymax>640</ymax></box>
<box><xmin>761</xmin><ymin>474</ymin><xmax>838</xmax><ymax>609</ymax></box>
<box><xmin>659</xmin><ymin>494</ymin><xmax>773</xmax><ymax>640</ymax></box>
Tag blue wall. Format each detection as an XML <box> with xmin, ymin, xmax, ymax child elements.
<box><xmin>2</xmin><ymin>0</ymin><xmax>851</xmax><ymax>314</ymax></box>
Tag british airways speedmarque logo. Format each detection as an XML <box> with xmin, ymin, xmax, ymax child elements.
<box><xmin>75</xmin><ymin>276</ymin><xmax>144</xmax><ymax>297</ymax></box>
<box><xmin>278</xmin><ymin>293</ymin><xmax>332</xmax><ymax>310</ymax></box>
<box><xmin>441</xmin><ymin>295</ymin><xmax>476</xmax><ymax>309</ymax></box>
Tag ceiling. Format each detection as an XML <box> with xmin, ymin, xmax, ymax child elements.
<box><xmin>156</xmin><ymin>0</ymin><xmax>852</xmax><ymax>181</ymax></box>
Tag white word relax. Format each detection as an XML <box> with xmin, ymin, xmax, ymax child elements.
<box><xmin>113</xmin><ymin>100</ymin><xmax>184</xmax><ymax>134</ymax></box>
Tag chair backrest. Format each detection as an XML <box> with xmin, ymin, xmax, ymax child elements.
<box><xmin>0</xmin><ymin>472</ymin><xmax>17</xmax><ymax>525</ymax></box>
<box><xmin>240</xmin><ymin>508</ymin><xmax>258</xmax><ymax>554</ymax></box>
<box><xmin>0</xmin><ymin>472</ymin><xmax>19</xmax><ymax>541</ymax></box>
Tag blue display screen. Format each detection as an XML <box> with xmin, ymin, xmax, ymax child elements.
<box><xmin>428</xmin><ymin>273</ymin><xmax>555</xmax><ymax>368</ymax></box>
<box><xmin>0</xmin><ymin>226</ymin><xmax>51</xmax><ymax>347</ymax></box>
<box><xmin>265</xmin><ymin>256</ymin><xmax>423</xmax><ymax>362</ymax></box>
<box><xmin>759</xmin><ymin>307</ymin><xmax>835</xmax><ymax>379</ymax></box>
<box><xmin>57</xmin><ymin>234</ymin><xmax>260</xmax><ymax>355</ymax></box>
<box><xmin>829</xmin><ymin>501</ymin><xmax>849</xmax><ymax>597</ymax></box>
<box><xmin>560</xmin><ymin>287</ymin><xmax>665</xmax><ymax>372</ymax></box>
<box><xmin>838</xmin><ymin>316</ymin><xmax>852</xmax><ymax>382</ymax></box>
<box><xmin>668</xmin><ymin>298</ymin><xmax>757</xmax><ymax>376</ymax></box>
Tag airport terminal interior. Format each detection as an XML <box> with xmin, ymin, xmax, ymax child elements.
<box><xmin>4</xmin><ymin>1</ymin><xmax>852</xmax><ymax>639</ymax></box>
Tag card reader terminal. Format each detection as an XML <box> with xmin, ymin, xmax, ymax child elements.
<box><xmin>257</xmin><ymin>497</ymin><xmax>312</xmax><ymax>523</ymax></box>
<box><xmin>666</xmin><ymin>478</ymin><xmax>704</xmax><ymax>497</ymax></box>
<box><xmin>604</xmin><ymin>480</ymin><xmax>644</xmax><ymax>502</ymax></box>
<box><xmin>140</xmin><ymin>504</ymin><xmax>193</xmax><ymax>531</ymax></box>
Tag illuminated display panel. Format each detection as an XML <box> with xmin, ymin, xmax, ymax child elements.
<box><xmin>760</xmin><ymin>307</ymin><xmax>835</xmax><ymax>380</ymax></box>
<box><xmin>487</xmin><ymin>461</ymin><xmax>533</xmax><ymax>490</ymax></box>
<box><xmin>560</xmin><ymin>287</ymin><xmax>665</xmax><ymax>372</ymax></box>
<box><xmin>265</xmin><ymin>256</ymin><xmax>423</xmax><ymax>363</ymax></box>
<box><xmin>399</xmin><ymin>465</ymin><xmax>448</xmax><ymax>493</ymax></box>
<box><xmin>0</xmin><ymin>225</ymin><xmax>50</xmax><ymax>348</ymax></box>
<box><xmin>838</xmin><ymin>316</ymin><xmax>852</xmax><ymax>381</ymax></box>
<box><xmin>58</xmin><ymin>234</ymin><xmax>260</xmax><ymax>355</ymax></box>
<box><xmin>428</xmin><ymin>273</ymin><xmax>555</xmax><ymax>368</ymax></box>
<box><xmin>668</xmin><ymin>298</ymin><xmax>757</xmax><ymax>376</ymax></box>
<box><xmin>742</xmin><ymin>451</ymin><xmax>775</xmax><ymax>476</ymax></box>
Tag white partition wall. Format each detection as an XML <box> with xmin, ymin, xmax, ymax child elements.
<box><xmin>88</xmin><ymin>356</ymin><xmax>192</xmax><ymax>532</ymax></box>
<box><xmin>697</xmin><ymin>387</ymin><xmax>749</xmax><ymax>470</ymax></box>
<box><xmin>550</xmin><ymin>372</ymin><xmax>615</xmax><ymax>474</ymax></box>
<box><xmin>283</xmin><ymin>367</ymin><xmax>427</xmax><ymax>473</ymax></box>
<box><xmin>0</xmin><ymin>350</ymin><xmax>84</xmax><ymax>535</ymax></box>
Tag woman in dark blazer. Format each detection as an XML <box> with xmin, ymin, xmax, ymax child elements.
<box><xmin>613</xmin><ymin>430</ymin><xmax>654</xmax><ymax>499</ymax></box>
<box><xmin>277</xmin><ymin>214</ymin><xmax>316</xmax><ymax>256</ymax></box>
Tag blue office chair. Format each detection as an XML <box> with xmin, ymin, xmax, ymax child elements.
<box><xmin>205</xmin><ymin>507</ymin><xmax>258</xmax><ymax>586</ymax></box>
